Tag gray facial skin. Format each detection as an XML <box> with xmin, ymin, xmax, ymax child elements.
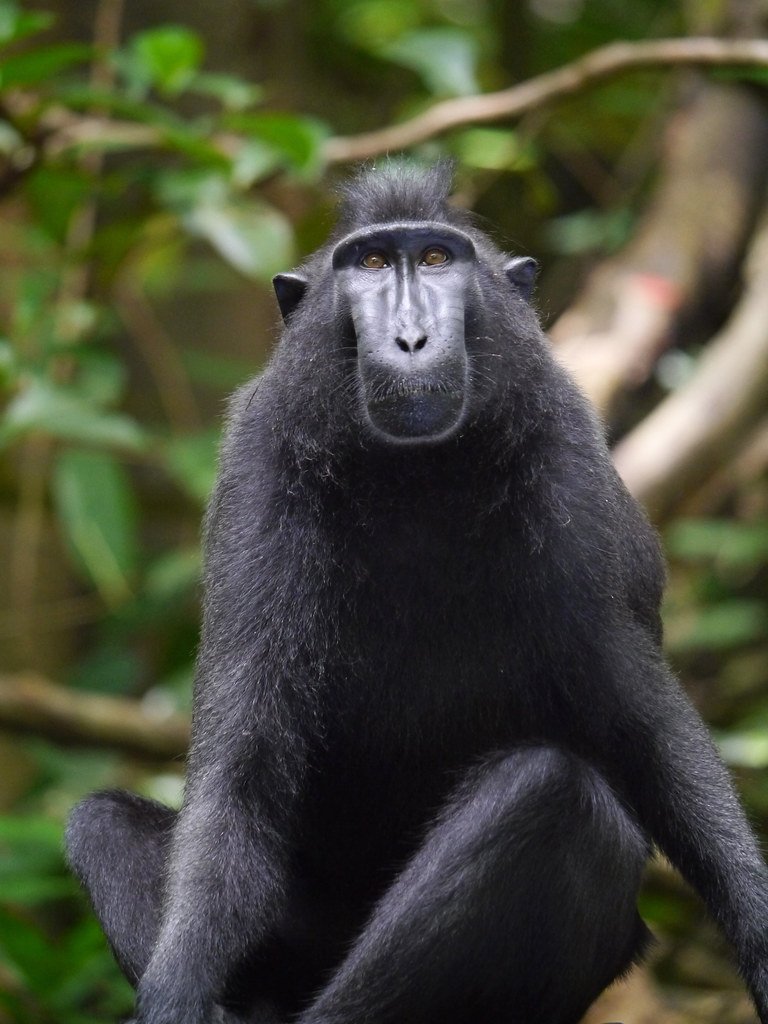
<box><xmin>332</xmin><ymin>223</ymin><xmax>479</xmax><ymax>443</ymax></box>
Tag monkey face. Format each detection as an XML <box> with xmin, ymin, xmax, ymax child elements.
<box><xmin>330</xmin><ymin>222</ymin><xmax>477</xmax><ymax>443</ymax></box>
<box><xmin>272</xmin><ymin>222</ymin><xmax>537</xmax><ymax>447</ymax></box>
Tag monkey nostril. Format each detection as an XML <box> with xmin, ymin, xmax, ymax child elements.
<box><xmin>395</xmin><ymin>334</ymin><xmax>428</xmax><ymax>354</ymax></box>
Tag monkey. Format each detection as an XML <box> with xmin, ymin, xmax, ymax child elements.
<box><xmin>66</xmin><ymin>161</ymin><xmax>768</xmax><ymax>1024</ymax></box>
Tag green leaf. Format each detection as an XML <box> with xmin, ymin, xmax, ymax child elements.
<box><xmin>186</xmin><ymin>199</ymin><xmax>294</xmax><ymax>280</ymax></box>
<box><xmin>1</xmin><ymin>378</ymin><xmax>149</xmax><ymax>452</ymax></box>
<box><xmin>0</xmin><ymin>876</ymin><xmax>75</xmax><ymax>904</ymax></box>
<box><xmin>126</xmin><ymin>25</ymin><xmax>204</xmax><ymax>96</ymax></box>
<box><xmin>224</xmin><ymin>113</ymin><xmax>329</xmax><ymax>176</ymax></box>
<box><xmin>53</xmin><ymin>448</ymin><xmax>139</xmax><ymax>605</ymax></box>
<box><xmin>74</xmin><ymin>351</ymin><xmax>126</xmax><ymax>407</ymax></box>
<box><xmin>712</xmin><ymin>66</ymin><xmax>768</xmax><ymax>87</ymax></box>
<box><xmin>164</xmin><ymin>430</ymin><xmax>220</xmax><ymax>504</ymax></box>
<box><xmin>156</xmin><ymin>168</ymin><xmax>229</xmax><ymax>209</ymax></box>
<box><xmin>144</xmin><ymin>548</ymin><xmax>201</xmax><ymax>603</ymax></box>
<box><xmin>338</xmin><ymin>0</ymin><xmax>422</xmax><ymax>49</ymax></box>
<box><xmin>0</xmin><ymin>815</ymin><xmax>63</xmax><ymax>847</ymax></box>
<box><xmin>381</xmin><ymin>28</ymin><xmax>480</xmax><ymax>97</ymax></box>
<box><xmin>667</xmin><ymin>518</ymin><xmax>768</xmax><ymax>568</ymax></box>
<box><xmin>454</xmin><ymin>128</ymin><xmax>537</xmax><ymax>171</ymax></box>
<box><xmin>718</xmin><ymin>729</ymin><xmax>768</xmax><ymax>769</ymax></box>
<box><xmin>668</xmin><ymin>600</ymin><xmax>768</xmax><ymax>654</ymax></box>
<box><xmin>545</xmin><ymin>208</ymin><xmax>633</xmax><ymax>256</ymax></box>
<box><xmin>58</xmin><ymin>84</ymin><xmax>187</xmax><ymax>128</ymax></box>
<box><xmin>0</xmin><ymin>43</ymin><xmax>91</xmax><ymax>88</ymax></box>
<box><xmin>25</xmin><ymin>165</ymin><xmax>91</xmax><ymax>243</ymax></box>
<box><xmin>0</xmin><ymin>337</ymin><xmax>16</xmax><ymax>388</ymax></box>
<box><xmin>0</xmin><ymin>4</ymin><xmax>54</xmax><ymax>46</ymax></box>
<box><xmin>0</xmin><ymin>907</ymin><xmax>55</xmax><ymax>992</ymax></box>
<box><xmin>190</xmin><ymin>72</ymin><xmax>264</xmax><ymax>110</ymax></box>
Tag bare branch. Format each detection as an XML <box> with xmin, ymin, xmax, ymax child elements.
<box><xmin>324</xmin><ymin>38</ymin><xmax>768</xmax><ymax>162</ymax></box>
<box><xmin>0</xmin><ymin>672</ymin><xmax>189</xmax><ymax>761</ymax></box>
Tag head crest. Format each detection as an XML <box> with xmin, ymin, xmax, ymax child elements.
<box><xmin>337</xmin><ymin>160</ymin><xmax>457</xmax><ymax>229</ymax></box>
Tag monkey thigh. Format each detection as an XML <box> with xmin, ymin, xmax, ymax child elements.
<box><xmin>299</xmin><ymin>745</ymin><xmax>651</xmax><ymax>1024</ymax></box>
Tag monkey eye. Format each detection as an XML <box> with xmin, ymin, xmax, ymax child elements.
<box><xmin>420</xmin><ymin>247</ymin><xmax>449</xmax><ymax>267</ymax></box>
<box><xmin>360</xmin><ymin>251</ymin><xmax>390</xmax><ymax>270</ymax></box>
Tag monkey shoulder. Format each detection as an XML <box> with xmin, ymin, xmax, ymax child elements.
<box><xmin>529</xmin><ymin>386</ymin><xmax>665</xmax><ymax>643</ymax></box>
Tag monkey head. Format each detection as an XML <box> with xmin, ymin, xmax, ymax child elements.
<box><xmin>273</xmin><ymin>224</ymin><xmax>537</xmax><ymax>446</ymax></box>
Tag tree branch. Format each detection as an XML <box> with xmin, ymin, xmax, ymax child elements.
<box><xmin>551</xmin><ymin>82</ymin><xmax>768</xmax><ymax>418</ymax></box>
<box><xmin>324</xmin><ymin>38</ymin><xmax>768</xmax><ymax>162</ymax></box>
<box><xmin>6</xmin><ymin>37</ymin><xmax>767</xmax><ymax>176</ymax></box>
<box><xmin>0</xmin><ymin>672</ymin><xmax>189</xmax><ymax>761</ymax></box>
<box><xmin>612</xmin><ymin>206</ymin><xmax>768</xmax><ymax>522</ymax></box>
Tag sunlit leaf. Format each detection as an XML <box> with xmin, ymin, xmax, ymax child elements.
<box><xmin>230</xmin><ymin>140</ymin><xmax>283</xmax><ymax>188</ymax></box>
<box><xmin>454</xmin><ymin>128</ymin><xmax>537</xmax><ymax>171</ymax></box>
<box><xmin>224</xmin><ymin>112</ymin><xmax>329</xmax><ymax>176</ymax></box>
<box><xmin>125</xmin><ymin>24</ymin><xmax>204</xmax><ymax>96</ymax></box>
<box><xmin>381</xmin><ymin>28</ymin><xmax>480</xmax><ymax>97</ymax></box>
<box><xmin>717</xmin><ymin>729</ymin><xmax>768</xmax><ymax>769</ymax></box>
<box><xmin>53</xmin><ymin>448</ymin><xmax>139</xmax><ymax>605</ymax></box>
<box><xmin>190</xmin><ymin>72</ymin><xmax>264</xmax><ymax>110</ymax></box>
<box><xmin>185</xmin><ymin>199</ymin><xmax>294</xmax><ymax>280</ymax></box>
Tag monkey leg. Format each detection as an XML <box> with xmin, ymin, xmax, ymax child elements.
<box><xmin>67</xmin><ymin>791</ymin><xmax>284</xmax><ymax>1024</ymax></box>
<box><xmin>66</xmin><ymin>790</ymin><xmax>175</xmax><ymax>985</ymax></box>
<box><xmin>296</xmin><ymin>744</ymin><xmax>651</xmax><ymax>1024</ymax></box>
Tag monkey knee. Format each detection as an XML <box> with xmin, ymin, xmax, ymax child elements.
<box><xmin>66</xmin><ymin>791</ymin><xmax>125</xmax><ymax>875</ymax></box>
<box><xmin>475</xmin><ymin>745</ymin><xmax>647</xmax><ymax>863</ymax></box>
<box><xmin>476</xmin><ymin>744</ymin><xmax>592</xmax><ymax>804</ymax></box>
<box><xmin>66</xmin><ymin>790</ymin><xmax>174</xmax><ymax>883</ymax></box>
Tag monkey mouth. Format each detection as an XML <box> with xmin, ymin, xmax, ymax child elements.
<box><xmin>362</xmin><ymin>375</ymin><xmax>467</xmax><ymax>443</ymax></box>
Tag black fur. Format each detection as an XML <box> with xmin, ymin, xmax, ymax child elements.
<box><xmin>67</xmin><ymin>163</ymin><xmax>768</xmax><ymax>1024</ymax></box>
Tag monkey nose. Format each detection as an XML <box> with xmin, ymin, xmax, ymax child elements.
<box><xmin>395</xmin><ymin>330</ymin><xmax>428</xmax><ymax>354</ymax></box>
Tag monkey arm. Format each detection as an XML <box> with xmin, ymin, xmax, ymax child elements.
<box><xmin>582</xmin><ymin>626</ymin><xmax>768</xmax><ymax>1023</ymax></box>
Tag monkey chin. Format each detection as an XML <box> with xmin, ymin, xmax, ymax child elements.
<box><xmin>363</xmin><ymin>388</ymin><xmax>466</xmax><ymax>445</ymax></box>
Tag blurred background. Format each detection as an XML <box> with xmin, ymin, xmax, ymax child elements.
<box><xmin>0</xmin><ymin>0</ymin><xmax>767</xmax><ymax>1021</ymax></box>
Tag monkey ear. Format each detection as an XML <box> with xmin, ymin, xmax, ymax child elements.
<box><xmin>273</xmin><ymin>272</ymin><xmax>308</xmax><ymax>322</ymax></box>
<box><xmin>504</xmin><ymin>257</ymin><xmax>538</xmax><ymax>301</ymax></box>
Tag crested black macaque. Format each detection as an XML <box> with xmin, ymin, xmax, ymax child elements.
<box><xmin>67</xmin><ymin>162</ymin><xmax>768</xmax><ymax>1024</ymax></box>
